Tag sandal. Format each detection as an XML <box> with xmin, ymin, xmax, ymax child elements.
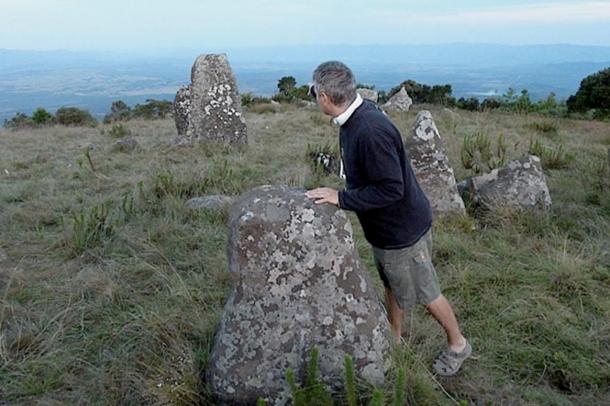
<box><xmin>433</xmin><ymin>339</ymin><xmax>472</xmax><ymax>376</ymax></box>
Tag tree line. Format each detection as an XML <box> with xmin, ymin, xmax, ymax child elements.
<box><xmin>4</xmin><ymin>67</ymin><xmax>609</xmax><ymax>129</ymax></box>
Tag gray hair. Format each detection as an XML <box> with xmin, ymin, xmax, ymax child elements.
<box><xmin>313</xmin><ymin>61</ymin><xmax>357</xmax><ymax>106</ymax></box>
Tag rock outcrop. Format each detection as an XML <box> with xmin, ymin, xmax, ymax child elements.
<box><xmin>208</xmin><ymin>185</ymin><xmax>391</xmax><ymax>405</ymax></box>
<box><xmin>173</xmin><ymin>54</ymin><xmax>247</xmax><ymax>145</ymax></box>
<box><xmin>382</xmin><ymin>86</ymin><xmax>412</xmax><ymax>112</ymax></box>
<box><xmin>407</xmin><ymin>111</ymin><xmax>466</xmax><ymax>215</ymax></box>
<box><xmin>460</xmin><ymin>155</ymin><xmax>552</xmax><ymax>210</ymax></box>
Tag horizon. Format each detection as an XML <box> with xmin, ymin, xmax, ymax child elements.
<box><xmin>4</xmin><ymin>41</ymin><xmax>610</xmax><ymax>52</ymax></box>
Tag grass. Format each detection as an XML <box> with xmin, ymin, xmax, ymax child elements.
<box><xmin>1</xmin><ymin>107</ymin><xmax>610</xmax><ymax>404</ymax></box>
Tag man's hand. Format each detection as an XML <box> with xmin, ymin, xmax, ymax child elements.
<box><xmin>306</xmin><ymin>187</ymin><xmax>339</xmax><ymax>206</ymax></box>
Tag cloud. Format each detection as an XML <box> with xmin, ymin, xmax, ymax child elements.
<box><xmin>415</xmin><ymin>1</ymin><xmax>610</xmax><ymax>25</ymax></box>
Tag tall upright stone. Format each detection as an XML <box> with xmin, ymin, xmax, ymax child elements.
<box><xmin>382</xmin><ymin>86</ymin><xmax>413</xmax><ymax>112</ymax></box>
<box><xmin>406</xmin><ymin>111</ymin><xmax>466</xmax><ymax>215</ymax></box>
<box><xmin>208</xmin><ymin>186</ymin><xmax>392</xmax><ymax>405</ymax></box>
<box><xmin>173</xmin><ymin>54</ymin><xmax>247</xmax><ymax>145</ymax></box>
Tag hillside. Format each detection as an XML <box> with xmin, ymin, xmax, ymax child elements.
<box><xmin>0</xmin><ymin>105</ymin><xmax>609</xmax><ymax>404</ymax></box>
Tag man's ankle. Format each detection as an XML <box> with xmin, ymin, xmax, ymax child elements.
<box><xmin>449</xmin><ymin>336</ymin><xmax>466</xmax><ymax>352</ymax></box>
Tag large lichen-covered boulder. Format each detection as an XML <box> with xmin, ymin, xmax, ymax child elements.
<box><xmin>356</xmin><ymin>88</ymin><xmax>379</xmax><ymax>103</ymax></box>
<box><xmin>406</xmin><ymin>111</ymin><xmax>466</xmax><ymax>215</ymax></box>
<box><xmin>208</xmin><ymin>185</ymin><xmax>392</xmax><ymax>405</ymax></box>
<box><xmin>382</xmin><ymin>86</ymin><xmax>412</xmax><ymax>112</ymax></box>
<box><xmin>461</xmin><ymin>155</ymin><xmax>552</xmax><ymax>210</ymax></box>
<box><xmin>174</xmin><ymin>54</ymin><xmax>247</xmax><ymax>145</ymax></box>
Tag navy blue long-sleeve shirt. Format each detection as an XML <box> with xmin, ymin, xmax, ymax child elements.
<box><xmin>337</xmin><ymin>100</ymin><xmax>432</xmax><ymax>249</ymax></box>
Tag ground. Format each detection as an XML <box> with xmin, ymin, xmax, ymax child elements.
<box><xmin>1</xmin><ymin>104</ymin><xmax>609</xmax><ymax>404</ymax></box>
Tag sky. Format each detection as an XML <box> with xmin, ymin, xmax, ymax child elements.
<box><xmin>2</xmin><ymin>0</ymin><xmax>610</xmax><ymax>51</ymax></box>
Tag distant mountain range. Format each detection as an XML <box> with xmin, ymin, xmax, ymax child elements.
<box><xmin>1</xmin><ymin>44</ymin><xmax>610</xmax><ymax>124</ymax></box>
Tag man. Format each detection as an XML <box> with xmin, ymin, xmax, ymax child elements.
<box><xmin>305</xmin><ymin>61</ymin><xmax>471</xmax><ymax>376</ymax></box>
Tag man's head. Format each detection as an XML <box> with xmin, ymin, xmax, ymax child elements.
<box><xmin>312</xmin><ymin>61</ymin><xmax>357</xmax><ymax>116</ymax></box>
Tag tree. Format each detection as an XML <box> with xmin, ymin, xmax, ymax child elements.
<box><xmin>32</xmin><ymin>108</ymin><xmax>54</xmax><ymax>126</ymax></box>
<box><xmin>277</xmin><ymin>76</ymin><xmax>297</xmax><ymax>96</ymax></box>
<box><xmin>567</xmin><ymin>67</ymin><xmax>610</xmax><ymax>116</ymax></box>
<box><xmin>104</xmin><ymin>100</ymin><xmax>132</xmax><ymax>123</ymax></box>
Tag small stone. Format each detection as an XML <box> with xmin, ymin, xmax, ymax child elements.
<box><xmin>464</xmin><ymin>155</ymin><xmax>552</xmax><ymax>210</ymax></box>
<box><xmin>357</xmin><ymin>88</ymin><xmax>378</xmax><ymax>103</ymax></box>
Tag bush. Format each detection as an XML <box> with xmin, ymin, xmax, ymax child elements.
<box><xmin>55</xmin><ymin>107</ymin><xmax>97</xmax><ymax>127</ymax></box>
<box><xmin>131</xmin><ymin>99</ymin><xmax>173</xmax><ymax>120</ymax></box>
<box><xmin>528</xmin><ymin>139</ymin><xmax>574</xmax><ymax>169</ymax></box>
<box><xmin>4</xmin><ymin>112</ymin><xmax>35</xmax><ymax>130</ymax></box>
<box><xmin>31</xmin><ymin>108</ymin><xmax>55</xmax><ymax>126</ymax></box>
<box><xmin>456</xmin><ymin>97</ymin><xmax>481</xmax><ymax>112</ymax></box>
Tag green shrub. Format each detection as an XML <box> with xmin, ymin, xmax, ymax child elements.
<box><xmin>68</xmin><ymin>202</ymin><xmax>115</xmax><ymax>254</ymax></box>
<box><xmin>528</xmin><ymin>139</ymin><xmax>574</xmax><ymax>169</ymax></box>
<box><xmin>31</xmin><ymin>108</ymin><xmax>55</xmax><ymax>126</ymax></box>
<box><xmin>55</xmin><ymin>107</ymin><xmax>97</xmax><ymax>127</ymax></box>
<box><xmin>461</xmin><ymin>131</ymin><xmax>507</xmax><ymax>175</ymax></box>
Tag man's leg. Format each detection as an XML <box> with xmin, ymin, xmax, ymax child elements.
<box><xmin>385</xmin><ymin>287</ymin><xmax>404</xmax><ymax>344</ymax></box>
<box><xmin>426</xmin><ymin>294</ymin><xmax>466</xmax><ymax>352</ymax></box>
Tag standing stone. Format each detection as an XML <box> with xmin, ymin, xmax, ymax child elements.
<box><xmin>382</xmin><ymin>86</ymin><xmax>413</xmax><ymax>112</ymax></box>
<box><xmin>208</xmin><ymin>185</ymin><xmax>391</xmax><ymax>405</ymax></box>
<box><xmin>174</xmin><ymin>85</ymin><xmax>191</xmax><ymax>136</ymax></box>
<box><xmin>463</xmin><ymin>155</ymin><xmax>552</xmax><ymax>210</ymax></box>
<box><xmin>174</xmin><ymin>54</ymin><xmax>247</xmax><ymax>145</ymax></box>
<box><xmin>407</xmin><ymin>111</ymin><xmax>466</xmax><ymax>215</ymax></box>
<box><xmin>357</xmin><ymin>88</ymin><xmax>379</xmax><ymax>103</ymax></box>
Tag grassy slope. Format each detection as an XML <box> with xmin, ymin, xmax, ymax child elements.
<box><xmin>0</xmin><ymin>105</ymin><xmax>609</xmax><ymax>405</ymax></box>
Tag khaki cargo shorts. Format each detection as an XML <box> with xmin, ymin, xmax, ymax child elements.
<box><xmin>372</xmin><ymin>229</ymin><xmax>441</xmax><ymax>310</ymax></box>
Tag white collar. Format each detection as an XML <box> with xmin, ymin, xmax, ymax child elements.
<box><xmin>332</xmin><ymin>93</ymin><xmax>363</xmax><ymax>126</ymax></box>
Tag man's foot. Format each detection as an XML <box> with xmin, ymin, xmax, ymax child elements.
<box><xmin>432</xmin><ymin>339</ymin><xmax>472</xmax><ymax>376</ymax></box>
